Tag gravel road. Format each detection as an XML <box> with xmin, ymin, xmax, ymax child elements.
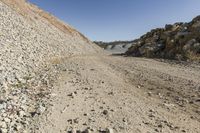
<box><xmin>35</xmin><ymin>55</ymin><xmax>200</xmax><ymax>133</ymax></box>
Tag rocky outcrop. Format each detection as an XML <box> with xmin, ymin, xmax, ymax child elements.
<box><xmin>126</xmin><ymin>16</ymin><xmax>200</xmax><ymax>62</ymax></box>
<box><xmin>0</xmin><ymin>0</ymin><xmax>100</xmax><ymax>132</ymax></box>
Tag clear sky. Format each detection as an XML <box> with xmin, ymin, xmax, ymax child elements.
<box><xmin>28</xmin><ymin>0</ymin><xmax>200</xmax><ymax>41</ymax></box>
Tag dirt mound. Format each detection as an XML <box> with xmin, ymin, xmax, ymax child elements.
<box><xmin>126</xmin><ymin>16</ymin><xmax>200</xmax><ymax>62</ymax></box>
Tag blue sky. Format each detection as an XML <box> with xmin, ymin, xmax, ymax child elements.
<box><xmin>28</xmin><ymin>0</ymin><xmax>200</xmax><ymax>41</ymax></box>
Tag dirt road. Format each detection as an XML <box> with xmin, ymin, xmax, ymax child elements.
<box><xmin>35</xmin><ymin>55</ymin><xmax>200</xmax><ymax>133</ymax></box>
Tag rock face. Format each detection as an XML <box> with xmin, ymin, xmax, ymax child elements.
<box><xmin>0</xmin><ymin>0</ymin><xmax>100</xmax><ymax>132</ymax></box>
<box><xmin>126</xmin><ymin>16</ymin><xmax>200</xmax><ymax>62</ymax></box>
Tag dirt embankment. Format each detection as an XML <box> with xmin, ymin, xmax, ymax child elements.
<box><xmin>0</xmin><ymin>0</ymin><xmax>101</xmax><ymax>132</ymax></box>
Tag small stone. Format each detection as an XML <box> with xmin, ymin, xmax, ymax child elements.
<box><xmin>4</xmin><ymin>117</ymin><xmax>10</xmax><ymax>123</ymax></box>
<box><xmin>30</xmin><ymin>111</ymin><xmax>37</xmax><ymax>117</ymax></box>
<box><xmin>158</xmin><ymin>124</ymin><xmax>162</xmax><ymax>128</ymax></box>
<box><xmin>71</xmin><ymin>128</ymin><xmax>77</xmax><ymax>133</ymax></box>
<box><xmin>122</xmin><ymin>118</ymin><xmax>126</xmax><ymax>122</ymax></box>
<box><xmin>67</xmin><ymin>119</ymin><xmax>73</xmax><ymax>124</ymax></box>
<box><xmin>37</xmin><ymin>104</ymin><xmax>46</xmax><ymax>114</ymax></box>
<box><xmin>84</xmin><ymin>87</ymin><xmax>89</xmax><ymax>90</ymax></box>
<box><xmin>149</xmin><ymin>109</ymin><xmax>154</xmax><ymax>112</ymax></box>
<box><xmin>0</xmin><ymin>121</ymin><xmax>7</xmax><ymax>128</ymax></box>
<box><xmin>83</xmin><ymin>123</ymin><xmax>87</xmax><ymax>126</ymax></box>
<box><xmin>19</xmin><ymin>110</ymin><xmax>26</xmax><ymax>117</ymax></box>
<box><xmin>85</xmin><ymin>129</ymin><xmax>91</xmax><ymax>133</ymax></box>
<box><xmin>76</xmin><ymin>130</ymin><xmax>82</xmax><ymax>133</ymax></box>
<box><xmin>73</xmin><ymin>118</ymin><xmax>79</xmax><ymax>124</ymax></box>
<box><xmin>2</xmin><ymin>113</ymin><xmax>7</xmax><ymax>117</ymax></box>
<box><xmin>137</xmin><ymin>85</ymin><xmax>141</xmax><ymax>89</ymax></box>
<box><xmin>148</xmin><ymin>92</ymin><xmax>152</xmax><ymax>96</ymax></box>
<box><xmin>68</xmin><ymin>92</ymin><xmax>75</xmax><ymax>98</ymax></box>
<box><xmin>106</xmin><ymin>128</ymin><xmax>114</xmax><ymax>133</ymax></box>
<box><xmin>196</xmin><ymin>99</ymin><xmax>200</xmax><ymax>102</ymax></box>
<box><xmin>148</xmin><ymin>114</ymin><xmax>155</xmax><ymax>118</ymax></box>
<box><xmin>108</xmin><ymin>92</ymin><xmax>114</xmax><ymax>95</ymax></box>
<box><xmin>8</xmin><ymin>114</ymin><xmax>14</xmax><ymax>119</ymax></box>
<box><xmin>15</xmin><ymin>124</ymin><xmax>22</xmax><ymax>131</ymax></box>
<box><xmin>1</xmin><ymin>128</ymin><xmax>8</xmax><ymax>133</ymax></box>
<box><xmin>62</xmin><ymin>69</ymin><xmax>67</xmax><ymax>71</ymax></box>
<box><xmin>181</xmin><ymin>129</ymin><xmax>186</xmax><ymax>132</ymax></box>
<box><xmin>83</xmin><ymin>113</ymin><xmax>88</xmax><ymax>116</ymax></box>
<box><xmin>0</xmin><ymin>104</ymin><xmax>5</xmax><ymax>110</ymax></box>
<box><xmin>189</xmin><ymin>101</ymin><xmax>194</xmax><ymax>104</ymax></box>
<box><xmin>103</xmin><ymin>110</ymin><xmax>108</xmax><ymax>115</ymax></box>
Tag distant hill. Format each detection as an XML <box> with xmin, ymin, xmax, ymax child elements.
<box><xmin>94</xmin><ymin>40</ymin><xmax>135</xmax><ymax>54</ymax></box>
<box><xmin>126</xmin><ymin>16</ymin><xmax>200</xmax><ymax>62</ymax></box>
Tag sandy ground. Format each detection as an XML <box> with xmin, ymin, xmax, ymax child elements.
<box><xmin>35</xmin><ymin>54</ymin><xmax>200</xmax><ymax>133</ymax></box>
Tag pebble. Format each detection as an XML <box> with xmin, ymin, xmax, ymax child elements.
<box><xmin>0</xmin><ymin>104</ymin><xmax>5</xmax><ymax>110</ymax></box>
<box><xmin>83</xmin><ymin>113</ymin><xmax>88</xmax><ymax>116</ymax></box>
<box><xmin>73</xmin><ymin>118</ymin><xmax>79</xmax><ymax>124</ymax></box>
<box><xmin>1</xmin><ymin>128</ymin><xmax>8</xmax><ymax>133</ymax></box>
<box><xmin>37</xmin><ymin>104</ymin><xmax>46</xmax><ymax>114</ymax></box>
<box><xmin>148</xmin><ymin>92</ymin><xmax>152</xmax><ymax>96</ymax></box>
<box><xmin>181</xmin><ymin>129</ymin><xmax>186</xmax><ymax>132</ymax></box>
<box><xmin>103</xmin><ymin>110</ymin><xmax>108</xmax><ymax>115</ymax></box>
<box><xmin>106</xmin><ymin>128</ymin><xmax>114</xmax><ymax>133</ymax></box>
<box><xmin>2</xmin><ymin>113</ymin><xmax>7</xmax><ymax>117</ymax></box>
<box><xmin>68</xmin><ymin>92</ymin><xmax>75</xmax><ymax>98</ymax></box>
<box><xmin>155</xmin><ymin>128</ymin><xmax>159</xmax><ymax>132</ymax></box>
<box><xmin>85</xmin><ymin>129</ymin><xmax>91</xmax><ymax>133</ymax></box>
<box><xmin>137</xmin><ymin>85</ymin><xmax>141</xmax><ymax>89</ymax></box>
<box><xmin>19</xmin><ymin>110</ymin><xmax>26</xmax><ymax>117</ymax></box>
<box><xmin>0</xmin><ymin>122</ymin><xmax>7</xmax><ymax>128</ymax></box>
<box><xmin>15</xmin><ymin>124</ymin><xmax>22</xmax><ymax>131</ymax></box>
<box><xmin>4</xmin><ymin>117</ymin><xmax>11</xmax><ymax>123</ymax></box>
<box><xmin>71</xmin><ymin>128</ymin><xmax>77</xmax><ymax>133</ymax></box>
<box><xmin>158</xmin><ymin>124</ymin><xmax>163</xmax><ymax>128</ymax></box>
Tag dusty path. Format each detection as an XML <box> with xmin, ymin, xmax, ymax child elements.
<box><xmin>36</xmin><ymin>55</ymin><xmax>200</xmax><ymax>133</ymax></box>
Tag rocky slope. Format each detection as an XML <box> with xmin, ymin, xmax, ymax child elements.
<box><xmin>0</xmin><ymin>0</ymin><xmax>100</xmax><ymax>132</ymax></box>
<box><xmin>94</xmin><ymin>41</ymin><xmax>134</xmax><ymax>54</ymax></box>
<box><xmin>126</xmin><ymin>16</ymin><xmax>200</xmax><ymax>62</ymax></box>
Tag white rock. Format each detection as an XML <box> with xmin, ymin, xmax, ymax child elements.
<box><xmin>38</xmin><ymin>104</ymin><xmax>46</xmax><ymax>114</ymax></box>
<box><xmin>1</xmin><ymin>128</ymin><xmax>8</xmax><ymax>133</ymax></box>
<box><xmin>0</xmin><ymin>121</ymin><xmax>7</xmax><ymax>128</ymax></box>
<box><xmin>71</xmin><ymin>128</ymin><xmax>77</xmax><ymax>133</ymax></box>
<box><xmin>106</xmin><ymin>128</ymin><xmax>114</xmax><ymax>133</ymax></box>
<box><xmin>19</xmin><ymin>110</ymin><xmax>26</xmax><ymax>117</ymax></box>
<box><xmin>4</xmin><ymin>117</ymin><xmax>11</xmax><ymax>123</ymax></box>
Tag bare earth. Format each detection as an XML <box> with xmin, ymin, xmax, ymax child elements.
<box><xmin>1</xmin><ymin>1</ymin><xmax>199</xmax><ymax>132</ymax></box>
<box><xmin>35</xmin><ymin>54</ymin><xmax>200</xmax><ymax>133</ymax></box>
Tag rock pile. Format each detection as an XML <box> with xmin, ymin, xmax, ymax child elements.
<box><xmin>0</xmin><ymin>0</ymin><xmax>100</xmax><ymax>132</ymax></box>
<box><xmin>126</xmin><ymin>16</ymin><xmax>200</xmax><ymax>62</ymax></box>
